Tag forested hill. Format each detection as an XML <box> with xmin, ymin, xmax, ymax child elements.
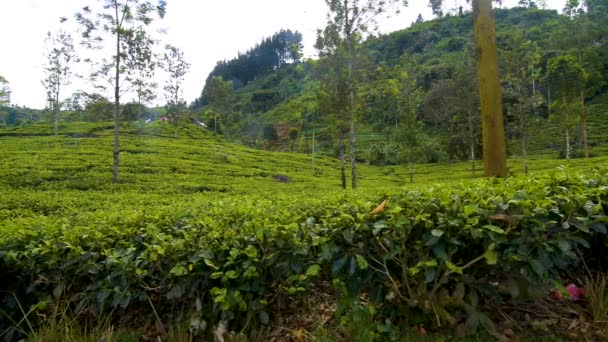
<box><xmin>190</xmin><ymin>29</ymin><xmax>303</xmax><ymax>110</ymax></box>
<box><xmin>193</xmin><ymin>5</ymin><xmax>608</xmax><ymax>164</ymax></box>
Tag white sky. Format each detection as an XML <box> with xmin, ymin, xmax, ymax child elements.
<box><xmin>0</xmin><ymin>0</ymin><xmax>563</xmax><ymax>109</ymax></box>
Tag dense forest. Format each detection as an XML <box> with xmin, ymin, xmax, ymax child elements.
<box><xmin>188</xmin><ymin>3</ymin><xmax>608</xmax><ymax>167</ymax></box>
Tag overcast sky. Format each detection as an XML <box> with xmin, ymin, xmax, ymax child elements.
<box><xmin>0</xmin><ymin>0</ymin><xmax>563</xmax><ymax>109</ymax></box>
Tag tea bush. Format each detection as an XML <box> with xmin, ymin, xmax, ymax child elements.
<box><xmin>1</xmin><ymin>122</ymin><xmax>607</xmax><ymax>338</ymax></box>
<box><xmin>1</xmin><ymin>168</ymin><xmax>607</xmax><ymax>337</ymax></box>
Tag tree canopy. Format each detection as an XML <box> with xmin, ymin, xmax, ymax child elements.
<box><xmin>191</xmin><ymin>29</ymin><xmax>303</xmax><ymax>109</ymax></box>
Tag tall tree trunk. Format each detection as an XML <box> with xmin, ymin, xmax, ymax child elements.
<box><xmin>468</xmin><ymin>109</ymin><xmax>475</xmax><ymax>177</ymax></box>
<box><xmin>520</xmin><ymin>105</ymin><xmax>528</xmax><ymax>175</ymax></box>
<box><xmin>339</xmin><ymin>131</ymin><xmax>346</xmax><ymax>190</ymax></box>
<box><xmin>547</xmin><ymin>81</ymin><xmax>551</xmax><ymax>117</ymax></box>
<box><xmin>564</xmin><ymin>97</ymin><xmax>570</xmax><ymax>161</ymax></box>
<box><xmin>565</xmin><ymin>127</ymin><xmax>570</xmax><ymax>161</ymax></box>
<box><xmin>112</xmin><ymin>10</ymin><xmax>121</xmax><ymax>183</ymax></box>
<box><xmin>408</xmin><ymin>144</ymin><xmax>413</xmax><ymax>183</ymax></box>
<box><xmin>473</xmin><ymin>0</ymin><xmax>507</xmax><ymax>177</ymax></box>
<box><xmin>345</xmin><ymin>0</ymin><xmax>357</xmax><ymax>190</ymax></box>
<box><xmin>350</xmin><ymin>112</ymin><xmax>356</xmax><ymax>189</ymax></box>
<box><xmin>174</xmin><ymin>84</ymin><xmax>179</xmax><ymax>138</ymax></box>
<box><xmin>312</xmin><ymin>129</ymin><xmax>316</xmax><ymax>175</ymax></box>
<box><xmin>532</xmin><ymin>73</ymin><xmax>536</xmax><ymax>97</ymax></box>
<box><xmin>138</xmin><ymin>92</ymin><xmax>143</xmax><ymax>120</ymax></box>
<box><xmin>347</xmin><ymin>44</ymin><xmax>357</xmax><ymax>190</ymax></box>
<box><xmin>54</xmin><ymin>92</ymin><xmax>59</xmax><ymax>137</ymax></box>
<box><xmin>581</xmin><ymin>90</ymin><xmax>589</xmax><ymax>158</ymax></box>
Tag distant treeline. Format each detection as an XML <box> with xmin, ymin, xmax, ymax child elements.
<box><xmin>0</xmin><ymin>93</ymin><xmax>164</xmax><ymax>126</ymax></box>
<box><xmin>190</xmin><ymin>29</ymin><xmax>303</xmax><ymax>109</ymax></box>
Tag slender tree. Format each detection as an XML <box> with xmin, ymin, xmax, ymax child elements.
<box><xmin>320</xmin><ymin>0</ymin><xmax>406</xmax><ymax>189</ymax></box>
<box><xmin>75</xmin><ymin>0</ymin><xmax>166</xmax><ymax>183</ymax></box>
<box><xmin>0</xmin><ymin>76</ymin><xmax>10</xmax><ymax>127</ymax></box>
<box><xmin>452</xmin><ymin>49</ymin><xmax>481</xmax><ymax>176</ymax></box>
<box><xmin>207</xmin><ymin>76</ymin><xmax>233</xmax><ymax>135</ymax></box>
<box><xmin>392</xmin><ymin>58</ymin><xmax>423</xmax><ymax>183</ymax></box>
<box><xmin>547</xmin><ymin>54</ymin><xmax>587</xmax><ymax>160</ymax></box>
<box><xmin>501</xmin><ymin>30</ymin><xmax>541</xmax><ymax>174</ymax></box>
<box><xmin>0</xmin><ymin>76</ymin><xmax>9</xmax><ymax>106</ymax></box>
<box><xmin>42</xmin><ymin>21</ymin><xmax>77</xmax><ymax>136</ymax></box>
<box><xmin>162</xmin><ymin>45</ymin><xmax>190</xmax><ymax>135</ymax></box>
<box><xmin>125</xmin><ymin>29</ymin><xmax>158</xmax><ymax>120</ymax></box>
<box><xmin>315</xmin><ymin>28</ymin><xmax>350</xmax><ymax>189</ymax></box>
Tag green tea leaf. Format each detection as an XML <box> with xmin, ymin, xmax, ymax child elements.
<box><xmin>305</xmin><ymin>264</ymin><xmax>321</xmax><ymax>277</ymax></box>
<box><xmin>204</xmin><ymin>259</ymin><xmax>219</xmax><ymax>270</ymax></box>
<box><xmin>355</xmin><ymin>254</ymin><xmax>368</xmax><ymax>270</ymax></box>
<box><xmin>482</xmin><ymin>225</ymin><xmax>505</xmax><ymax>234</ymax></box>
<box><xmin>464</xmin><ymin>205</ymin><xmax>477</xmax><ymax>217</ymax></box>
<box><xmin>445</xmin><ymin>260</ymin><xmax>463</xmax><ymax>274</ymax></box>
<box><xmin>244</xmin><ymin>245</ymin><xmax>258</xmax><ymax>258</ymax></box>
<box><xmin>169</xmin><ymin>264</ymin><xmax>188</xmax><ymax>276</ymax></box>
<box><xmin>483</xmin><ymin>250</ymin><xmax>498</xmax><ymax>265</ymax></box>
<box><xmin>225</xmin><ymin>270</ymin><xmax>238</xmax><ymax>279</ymax></box>
<box><xmin>431</xmin><ymin>229</ymin><xmax>444</xmax><ymax>237</ymax></box>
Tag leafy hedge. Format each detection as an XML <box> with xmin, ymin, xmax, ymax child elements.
<box><xmin>1</xmin><ymin>168</ymin><xmax>607</xmax><ymax>337</ymax></box>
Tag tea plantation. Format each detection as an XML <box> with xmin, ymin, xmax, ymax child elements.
<box><xmin>1</xmin><ymin>122</ymin><xmax>607</xmax><ymax>341</ymax></box>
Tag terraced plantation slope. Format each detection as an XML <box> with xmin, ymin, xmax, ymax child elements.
<box><xmin>1</xmin><ymin>121</ymin><xmax>607</xmax><ymax>341</ymax></box>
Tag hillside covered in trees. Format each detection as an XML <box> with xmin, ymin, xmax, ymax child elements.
<box><xmin>191</xmin><ymin>3</ymin><xmax>608</xmax><ymax>167</ymax></box>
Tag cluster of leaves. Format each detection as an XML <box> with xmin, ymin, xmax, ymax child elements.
<box><xmin>1</xmin><ymin>167</ymin><xmax>607</xmax><ymax>337</ymax></box>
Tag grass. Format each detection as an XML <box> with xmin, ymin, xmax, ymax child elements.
<box><xmin>583</xmin><ymin>272</ymin><xmax>608</xmax><ymax>325</ymax></box>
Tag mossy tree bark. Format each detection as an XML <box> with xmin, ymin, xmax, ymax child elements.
<box><xmin>473</xmin><ymin>0</ymin><xmax>507</xmax><ymax>177</ymax></box>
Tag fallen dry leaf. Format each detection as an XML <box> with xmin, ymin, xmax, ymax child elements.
<box><xmin>370</xmin><ymin>200</ymin><xmax>386</xmax><ymax>215</ymax></box>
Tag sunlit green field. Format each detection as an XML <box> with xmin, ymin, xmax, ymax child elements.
<box><xmin>0</xmin><ymin>122</ymin><xmax>602</xmax><ymax>223</ymax></box>
<box><xmin>1</xmin><ymin>121</ymin><xmax>606</xmax><ymax>239</ymax></box>
<box><xmin>1</xmin><ymin>121</ymin><xmax>607</xmax><ymax>340</ymax></box>
<box><xmin>1</xmin><ymin>121</ymin><xmax>604</xmax><ymax>190</ymax></box>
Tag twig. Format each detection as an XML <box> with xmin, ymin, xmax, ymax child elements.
<box><xmin>369</xmin><ymin>254</ymin><xmax>407</xmax><ymax>301</ymax></box>
<box><xmin>146</xmin><ymin>293</ymin><xmax>166</xmax><ymax>335</ymax></box>
<box><xmin>431</xmin><ymin>254</ymin><xmax>486</xmax><ymax>297</ymax></box>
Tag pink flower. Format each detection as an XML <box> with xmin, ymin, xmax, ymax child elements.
<box><xmin>566</xmin><ymin>284</ymin><xmax>585</xmax><ymax>301</ymax></box>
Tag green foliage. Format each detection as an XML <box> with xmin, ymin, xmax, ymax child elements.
<box><xmin>0</xmin><ymin>123</ymin><xmax>607</xmax><ymax>338</ymax></box>
<box><xmin>191</xmin><ymin>29</ymin><xmax>303</xmax><ymax>109</ymax></box>
<box><xmin>188</xmin><ymin>6</ymin><xmax>608</xmax><ymax>163</ymax></box>
<box><xmin>207</xmin><ymin>76</ymin><xmax>234</xmax><ymax>134</ymax></box>
<box><xmin>547</xmin><ymin>54</ymin><xmax>587</xmax><ymax>101</ymax></box>
<box><xmin>0</xmin><ymin>75</ymin><xmax>9</xmax><ymax>104</ymax></box>
<box><xmin>42</xmin><ymin>25</ymin><xmax>77</xmax><ymax>136</ymax></box>
<box><xmin>0</xmin><ymin>76</ymin><xmax>10</xmax><ymax>126</ymax></box>
<box><xmin>83</xmin><ymin>94</ymin><xmax>113</xmax><ymax>122</ymax></box>
<box><xmin>162</xmin><ymin>45</ymin><xmax>190</xmax><ymax>124</ymax></box>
